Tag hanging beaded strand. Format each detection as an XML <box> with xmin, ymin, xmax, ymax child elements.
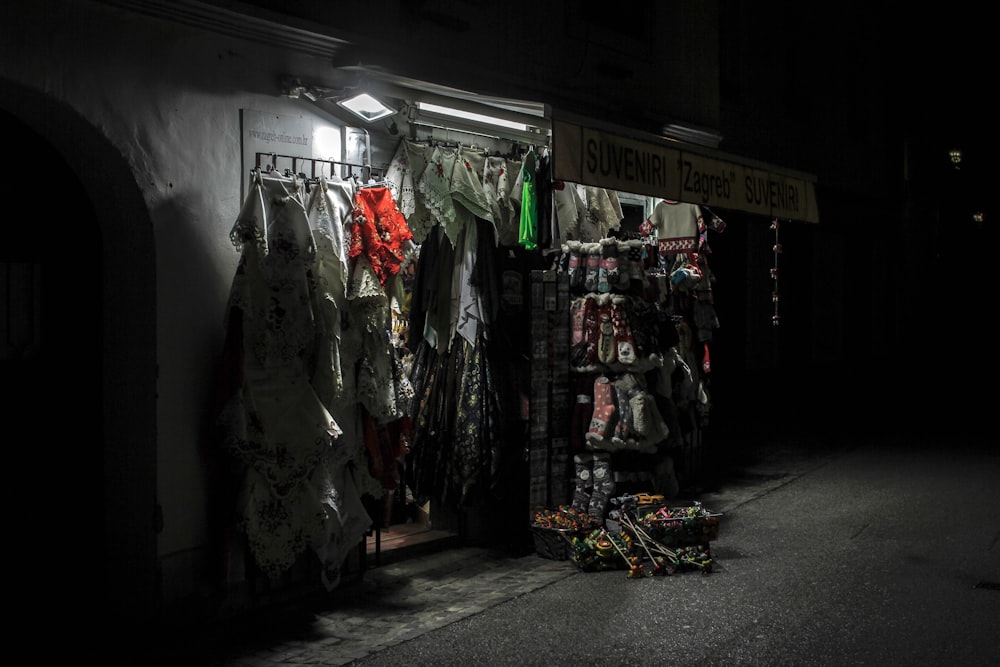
<box><xmin>770</xmin><ymin>218</ymin><xmax>781</xmax><ymax>326</ymax></box>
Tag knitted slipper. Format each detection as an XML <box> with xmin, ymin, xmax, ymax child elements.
<box><xmin>599</xmin><ymin>238</ymin><xmax>619</xmax><ymax>293</ymax></box>
<box><xmin>570</xmin><ymin>297</ymin><xmax>591</xmax><ymax>368</ymax></box>
<box><xmin>612</xmin><ymin>295</ymin><xmax>636</xmax><ymax>365</ymax></box>
<box><xmin>626</xmin><ymin>239</ymin><xmax>645</xmax><ymax>284</ymax></box>
<box><xmin>585</xmin><ymin>375</ymin><xmax>616</xmax><ymax>443</ymax></box>
<box><xmin>570</xmin><ymin>295</ymin><xmax>586</xmax><ymax>343</ymax></box>
<box><xmin>588</xmin><ymin>452</ymin><xmax>616</xmax><ymax>522</ymax></box>
<box><xmin>612</xmin><ymin>374</ymin><xmax>639</xmax><ymax>445</ymax></box>
<box><xmin>583</xmin><ymin>295</ymin><xmax>601</xmax><ymax>366</ymax></box>
<box><xmin>572</xmin><ymin>452</ymin><xmax>595</xmax><ymax>513</ymax></box>
<box><xmin>598</xmin><ymin>309</ymin><xmax>616</xmax><ymax>366</ymax></box>
<box><xmin>565</xmin><ymin>240</ymin><xmax>583</xmax><ymax>289</ymax></box>
<box><xmin>631</xmin><ymin>391</ymin><xmax>670</xmax><ymax>443</ymax></box>
<box><xmin>584</xmin><ymin>242</ymin><xmax>601</xmax><ymax>292</ymax></box>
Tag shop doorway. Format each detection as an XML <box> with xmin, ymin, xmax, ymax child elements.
<box><xmin>2</xmin><ymin>105</ymin><xmax>104</xmax><ymax>599</ymax></box>
<box><xmin>0</xmin><ymin>83</ymin><xmax>158</xmax><ymax>629</ymax></box>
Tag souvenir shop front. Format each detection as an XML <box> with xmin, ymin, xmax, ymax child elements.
<box><xmin>215</xmin><ymin>74</ymin><xmax>820</xmax><ymax>594</ymax></box>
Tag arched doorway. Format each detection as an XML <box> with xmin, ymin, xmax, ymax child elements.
<box><xmin>0</xmin><ymin>81</ymin><xmax>158</xmax><ymax>632</ymax></box>
<box><xmin>1</xmin><ymin>104</ymin><xmax>103</xmax><ymax>573</ymax></box>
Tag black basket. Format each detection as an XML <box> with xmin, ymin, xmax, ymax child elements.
<box><xmin>531</xmin><ymin>525</ymin><xmax>577</xmax><ymax>560</ymax></box>
<box><xmin>641</xmin><ymin>514</ymin><xmax>720</xmax><ymax>547</ymax></box>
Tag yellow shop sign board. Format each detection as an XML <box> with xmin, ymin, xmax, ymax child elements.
<box><xmin>552</xmin><ymin>119</ymin><xmax>819</xmax><ymax>224</ymax></box>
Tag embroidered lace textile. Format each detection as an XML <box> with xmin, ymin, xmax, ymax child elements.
<box><xmin>218</xmin><ymin>174</ymin><xmax>372</xmax><ymax>582</ymax></box>
<box><xmin>402</xmin><ymin>140</ymin><xmax>436</xmax><ymax>243</ymax></box>
<box><xmin>482</xmin><ymin>156</ymin><xmax>514</xmax><ymax>244</ymax></box>
<box><xmin>553</xmin><ymin>181</ymin><xmax>587</xmax><ymax>241</ymax></box>
<box><xmin>455</xmin><ymin>220</ymin><xmax>483</xmax><ymax>345</ymax></box>
<box><xmin>306</xmin><ymin>177</ymin><xmax>353</xmax><ymax>406</ymax></box>
<box><xmin>450</xmin><ymin>148</ymin><xmax>494</xmax><ymax>226</ymax></box>
<box><xmin>349</xmin><ymin>186</ymin><xmax>414</xmax><ymax>288</ymax></box>
<box><xmin>418</xmin><ymin>145</ymin><xmax>461</xmax><ymax>246</ymax></box>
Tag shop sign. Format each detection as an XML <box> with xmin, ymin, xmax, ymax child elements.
<box><xmin>240</xmin><ymin>108</ymin><xmax>316</xmax><ymax>197</ymax></box>
<box><xmin>553</xmin><ymin>119</ymin><xmax>819</xmax><ymax>223</ymax></box>
<box><xmin>241</xmin><ymin>108</ymin><xmax>313</xmax><ymax>167</ymax></box>
<box><xmin>552</xmin><ymin>121</ymin><xmax>683</xmax><ymax>201</ymax></box>
<box><xmin>680</xmin><ymin>153</ymin><xmax>819</xmax><ymax>224</ymax></box>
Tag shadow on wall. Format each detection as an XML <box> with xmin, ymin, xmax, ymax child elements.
<box><xmin>0</xmin><ymin>78</ymin><xmax>159</xmax><ymax>636</ymax></box>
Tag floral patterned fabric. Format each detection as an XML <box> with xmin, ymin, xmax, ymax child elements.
<box><xmin>578</xmin><ymin>186</ymin><xmax>624</xmax><ymax>241</ymax></box>
<box><xmin>349</xmin><ymin>186</ymin><xmax>414</xmax><ymax>289</ymax></box>
<box><xmin>418</xmin><ymin>145</ymin><xmax>461</xmax><ymax>246</ymax></box>
<box><xmin>402</xmin><ymin>140</ymin><xmax>436</xmax><ymax>243</ymax></box>
<box><xmin>305</xmin><ymin>176</ymin><xmax>353</xmax><ymax>407</ymax></box>
<box><xmin>451</xmin><ymin>147</ymin><xmax>494</xmax><ymax>225</ymax></box>
<box><xmin>482</xmin><ymin>156</ymin><xmax>516</xmax><ymax>245</ymax></box>
<box><xmin>218</xmin><ymin>172</ymin><xmax>373</xmax><ymax>586</ymax></box>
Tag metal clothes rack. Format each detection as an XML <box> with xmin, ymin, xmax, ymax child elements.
<box><xmin>254</xmin><ymin>152</ymin><xmax>386</xmax><ymax>183</ymax></box>
<box><xmin>403</xmin><ymin>136</ymin><xmax>536</xmax><ymax>163</ymax></box>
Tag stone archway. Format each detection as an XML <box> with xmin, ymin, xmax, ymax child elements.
<box><xmin>0</xmin><ymin>80</ymin><xmax>158</xmax><ymax>630</ymax></box>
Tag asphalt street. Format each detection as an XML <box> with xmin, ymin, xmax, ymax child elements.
<box><xmin>349</xmin><ymin>432</ymin><xmax>999</xmax><ymax>667</ymax></box>
<box><xmin>140</xmin><ymin>430</ymin><xmax>999</xmax><ymax>666</ymax></box>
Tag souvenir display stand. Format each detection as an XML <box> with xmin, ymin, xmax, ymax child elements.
<box><xmin>217</xmin><ymin>131</ymin><xmax>727</xmax><ymax>593</ymax></box>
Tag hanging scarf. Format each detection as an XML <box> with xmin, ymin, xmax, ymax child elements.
<box><xmin>482</xmin><ymin>155</ymin><xmax>515</xmax><ymax>244</ymax></box>
<box><xmin>349</xmin><ymin>185</ymin><xmax>414</xmax><ymax>289</ymax></box>
<box><xmin>451</xmin><ymin>148</ymin><xmax>495</xmax><ymax>227</ymax></box>
<box><xmin>305</xmin><ymin>176</ymin><xmax>354</xmax><ymax>407</ymax></box>
<box><xmin>517</xmin><ymin>149</ymin><xmax>538</xmax><ymax>250</ymax></box>
<box><xmin>403</xmin><ymin>140</ymin><xmax>436</xmax><ymax>244</ymax></box>
<box><xmin>418</xmin><ymin>145</ymin><xmax>460</xmax><ymax>246</ymax></box>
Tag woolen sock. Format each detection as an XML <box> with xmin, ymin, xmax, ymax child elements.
<box><xmin>570</xmin><ymin>296</ymin><xmax>587</xmax><ymax>365</ymax></box>
<box><xmin>583</xmin><ymin>295</ymin><xmax>600</xmax><ymax>365</ymax></box>
<box><xmin>585</xmin><ymin>375</ymin><xmax>616</xmax><ymax>445</ymax></box>
<box><xmin>588</xmin><ymin>452</ymin><xmax>616</xmax><ymax>522</ymax></box>
<box><xmin>584</xmin><ymin>243</ymin><xmax>601</xmax><ymax>292</ymax></box>
<box><xmin>565</xmin><ymin>240</ymin><xmax>583</xmax><ymax>289</ymax></box>
<box><xmin>627</xmin><ymin>240</ymin><xmax>644</xmax><ymax>283</ymax></box>
<box><xmin>572</xmin><ymin>452</ymin><xmax>594</xmax><ymax>513</ymax></box>
<box><xmin>613</xmin><ymin>374</ymin><xmax>639</xmax><ymax>445</ymax></box>
<box><xmin>599</xmin><ymin>238</ymin><xmax>619</xmax><ymax>292</ymax></box>
<box><xmin>611</xmin><ymin>295</ymin><xmax>636</xmax><ymax>364</ymax></box>
<box><xmin>598</xmin><ymin>308</ymin><xmax>616</xmax><ymax>365</ymax></box>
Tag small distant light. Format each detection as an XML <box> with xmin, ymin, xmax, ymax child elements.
<box><xmin>948</xmin><ymin>149</ymin><xmax>963</xmax><ymax>170</ymax></box>
<box><xmin>972</xmin><ymin>211</ymin><xmax>985</xmax><ymax>226</ymax></box>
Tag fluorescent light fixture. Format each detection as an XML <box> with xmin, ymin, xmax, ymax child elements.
<box><xmin>416</xmin><ymin>101</ymin><xmax>528</xmax><ymax>131</ymax></box>
<box><xmin>338</xmin><ymin>93</ymin><xmax>397</xmax><ymax>122</ymax></box>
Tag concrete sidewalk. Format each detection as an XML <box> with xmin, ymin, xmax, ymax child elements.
<box><xmin>142</xmin><ymin>545</ymin><xmax>577</xmax><ymax>666</ymax></box>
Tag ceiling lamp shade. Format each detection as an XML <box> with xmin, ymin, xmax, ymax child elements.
<box><xmin>337</xmin><ymin>93</ymin><xmax>397</xmax><ymax>122</ymax></box>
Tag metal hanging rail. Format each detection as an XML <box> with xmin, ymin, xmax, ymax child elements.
<box><xmin>254</xmin><ymin>152</ymin><xmax>385</xmax><ymax>182</ymax></box>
